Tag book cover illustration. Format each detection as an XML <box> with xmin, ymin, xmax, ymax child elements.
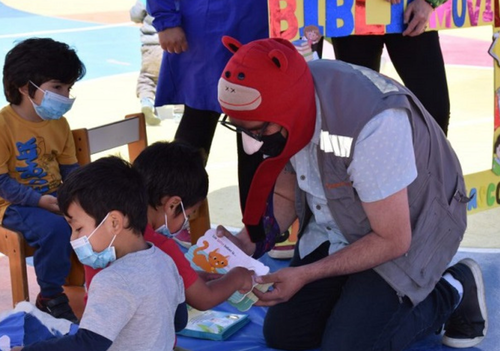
<box><xmin>177</xmin><ymin>305</ymin><xmax>250</xmax><ymax>341</ymax></box>
<box><xmin>185</xmin><ymin>229</ymin><xmax>272</xmax><ymax>311</ymax></box>
<box><xmin>292</xmin><ymin>24</ymin><xmax>323</xmax><ymax>61</ymax></box>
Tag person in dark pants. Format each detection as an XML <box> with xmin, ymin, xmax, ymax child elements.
<box><xmin>331</xmin><ymin>0</ymin><xmax>450</xmax><ymax>135</ymax></box>
<box><xmin>146</xmin><ymin>0</ymin><xmax>270</xmax><ymax>245</ymax></box>
<box><xmin>216</xmin><ymin>37</ymin><xmax>487</xmax><ymax>351</ymax></box>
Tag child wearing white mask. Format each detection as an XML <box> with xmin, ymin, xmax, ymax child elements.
<box><xmin>0</xmin><ymin>37</ymin><xmax>86</xmax><ymax>323</ymax></box>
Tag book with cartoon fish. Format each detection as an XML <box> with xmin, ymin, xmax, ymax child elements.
<box><xmin>185</xmin><ymin>229</ymin><xmax>272</xmax><ymax>311</ymax></box>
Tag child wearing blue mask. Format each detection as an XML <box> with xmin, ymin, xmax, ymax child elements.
<box><xmin>12</xmin><ymin>156</ymin><xmax>185</xmax><ymax>351</ymax></box>
<box><xmin>84</xmin><ymin>141</ymin><xmax>255</xmax><ymax>312</ymax></box>
<box><xmin>0</xmin><ymin>38</ymin><xmax>86</xmax><ymax>323</ymax></box>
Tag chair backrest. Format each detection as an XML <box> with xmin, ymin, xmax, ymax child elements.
<box><xmin>72</xmin><ymin>112</ymin><xmax>147</xmax><ymax>165</ymax></box>
<box><xmin>73</xmin><ymin>112</ymin><xmax>209</xmax><ymax>246</ymax></box>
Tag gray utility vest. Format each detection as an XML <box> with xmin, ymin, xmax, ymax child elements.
<box><xmin>299</xmin><ymin>60</ymin><xmax>468</xmax><ymax>305</ymax></box>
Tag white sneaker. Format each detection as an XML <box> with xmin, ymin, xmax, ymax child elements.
<box><xmin>142</xmin><ymin>105</ymin><xmax>161</xmax><ymax>126</ymax></box>
<box><xmin>140</xmin><ymin>98</ymin><xmax>161</xmax><ymax>126</ymax></box>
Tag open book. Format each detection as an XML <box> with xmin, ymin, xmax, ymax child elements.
<box><xmin>177</xmin><ymin>305</ymin><xmax>249</xmax><ymax>341</ymax></box>
<box><xmin>185</xmin><ymin>229</ymin><xmax>272</xmax><ymax>311</ymax></box>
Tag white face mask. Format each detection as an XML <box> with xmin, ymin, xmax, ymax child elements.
<box><xmin>241</xmin><ymin>132</ymin><xmax>264</xmax><ymax>155</ymax></box>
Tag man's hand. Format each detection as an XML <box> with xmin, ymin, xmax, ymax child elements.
<box><xmin>158</xmin><ymin>26</ymin><xmax>188</xmax><ymax>53</ymax></box>
<box><xmin>403</xmin><ymin>0</ymin><xmax>434</xmax><ymax>37</ymax></box>
<box><xmin>215</xmin><ymin>225</ymin><xmax>256</xmax><ymax>256</ymax></box>
<box><xmin>39</xmin><ymin>194</ymin><xmax>60</xmax><ymax>213</ymax></box>
<box><xmin>253</xmin><ymin>267</ymin><xmax>307</xmax><ymax>306</ymax></box>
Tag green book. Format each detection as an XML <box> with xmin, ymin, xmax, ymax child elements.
<box><xmin>177</xmin><ymin>306</ymin><xmax>250</xmax><ymax>341</ymax></box>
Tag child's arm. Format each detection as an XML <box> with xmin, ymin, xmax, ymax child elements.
<box><xmin>59</xmin><ymin>163</ymin><xmax>79</xmax><ymax>181</ymax></box>
<box><xmin>185</xmin><ymin>267</ymin><xmax>254</xmax><ymax>311</ymax></box>
<box><xmin>18</xmin><ymin>329</ymin><xmax>112</xmax><ymax>351</ymax></box>
<box><xmin>149</xmin><ymin>230</ymin><xmax>253</xmax><ymax>310</ymax></box>
<box><xmin>0</xmin><ymin>173</ymin><xmax>42</xmax><ymax>207</ymax></box>
<box><xmin>0</xmin><ymin>173</ymin><xmax>62</xmax><ymax>213</ymax></box>
<box><xmin>174</xmin><ymin>302</ymin><xmax>188</xmax><ymax>332</ymax></box>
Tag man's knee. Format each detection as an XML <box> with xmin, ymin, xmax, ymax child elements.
<box><xmin>263</xmin><ymin>306</ymin><xmax>322</xmax><ymax>351</ymax></box>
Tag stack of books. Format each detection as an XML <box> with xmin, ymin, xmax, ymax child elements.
<box><xmin>177</xmin><ymin>306</ymin><xmax>249</xmax><ymax>341</ymax></box>
<box><xmin>292</xmin><ymin>39</ymin><xmax>315</xmax><ymax>62</ymax></box>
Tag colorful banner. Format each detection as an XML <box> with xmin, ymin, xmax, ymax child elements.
<box><xmin>269</xmin><ymin>0</ymin><xmax>500</xmax><ymax>214</ymax></box>
<box><xmin>269</xmin><ymin>0</ymin><xmax>494</xmax><ymax>40</ymax></box>
<box><xmin>467</xmin><ymin>18</ymin><xmax>500</xmax><ymax>214</ymax></box>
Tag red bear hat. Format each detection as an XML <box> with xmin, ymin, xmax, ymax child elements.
<box><xmin>218</xmin><ymin>36</ymin><xmax>316</xmax><ymax>228</ymax></box>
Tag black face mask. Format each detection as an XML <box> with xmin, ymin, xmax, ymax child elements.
<box><xmin>259</xmin><ymin>130</ymin><xmax>287</xmax><ymax>157</ymax></box>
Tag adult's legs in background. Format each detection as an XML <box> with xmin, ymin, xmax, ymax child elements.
<box><xmin>385</xmin><ymin>32</ymin><xmax>450</xmax><ymax>135</ymax></box>
<box><xmin>175</xmin><ymin>108</ymin><xmax>264</xmax><ymax>213</ymax></box>
<box><xmin>173</xmin><ymin>106</ymin><xmax>220</xmax><ymax>244</ymax></box>
<box><xmin>331</xmin><ymin>35</ymin><xmax>385</xmax><ymax>71</ymax></box>
<box><xmin>174</xmin><ymin>105</ymin><xmax>220</xmax><ymax>160</ymax></box>
<box><xmin>332</xmin><ymin>33</ymin><xmax>450</xmax><ymax>135</ymax></box>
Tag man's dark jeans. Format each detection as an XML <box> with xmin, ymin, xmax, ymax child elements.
<box><xmin>263</xmin><ymin>242</ymin><xmax>459</xmax><ymax>351</ymax></box>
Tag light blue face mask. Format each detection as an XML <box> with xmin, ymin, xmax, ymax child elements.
<box><xmin>156</xmin><ymin>201</ymin><xmax>189</xmax><ymax>238</ymax></box>
<box><xmin>70</xmin><ymin>213</ymin><xmax>117</xmax><ymax>269</ymax></box>
<box><xmin>29</xmin><ymin>81</ymin><xmax>75</xmax><ymax>120</ymax></box>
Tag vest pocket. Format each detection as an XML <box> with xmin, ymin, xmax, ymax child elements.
<box><xmin>392</xmin><ymin>194</ymin><xmax>465</xmax><ymax>287</ymax></box>
<box><xmin>324</xmin><ymin>181</ymin><xmax>367</xmax><ymax>225</ymax></box>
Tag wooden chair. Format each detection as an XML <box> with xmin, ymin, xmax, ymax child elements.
<box><xmin>0</xmin><ymin>112</ymin><xmax>148</xmax><ymax>307</ymax></box>
<box><xmin>73</xmin><ymin>111</ymin><xmax>211</xmax><ymax>244</ymax></box>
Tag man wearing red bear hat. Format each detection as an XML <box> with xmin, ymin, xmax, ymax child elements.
<box><xmin>216</xmin><ymin>36</ymin><xmax>487</xmax><ymax>350</ymax></box>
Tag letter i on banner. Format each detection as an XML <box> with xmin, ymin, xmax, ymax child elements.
<box><xmin>365</xmin><ymin>0</ymin><xmax>391</xmax><ymax>25</ymax></box>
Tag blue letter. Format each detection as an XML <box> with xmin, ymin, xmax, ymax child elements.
<box><xmin>452</xmin><ymin>0</ymin><xmax>466</xmax><ymax>27</ymax></box>
<box><xmin>326</xmin><ymin>0</ymin><xmax>355</xmax><ymax>37</ymax></box>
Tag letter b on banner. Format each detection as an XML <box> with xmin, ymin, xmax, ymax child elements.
<box><xmin>269</xmin><ymin>0</ymin><xmax>299</xmax><ymax>39</ymax></box>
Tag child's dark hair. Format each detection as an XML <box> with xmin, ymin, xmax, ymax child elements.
<box><xmin>3</xmin><ymin>37</ymin><xmax>86</xmax><ymax>104</ymax></box>
<box><xmin>58</xmin><ymin>156</ymin><xmax>148</xmax><ymax>235</ymax></box>
<box><xmin>495</xmin><ymin>134</ymin><xmax>500</xmax><ymax>153</ymax></box>
<box><xmin>133</xmin><ymin>141</ymin><xmax>209</xmax><ymax>216</ymax></box>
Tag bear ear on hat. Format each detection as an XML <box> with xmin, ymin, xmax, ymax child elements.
<box><xmin>269</xmin><ymin>49</ymin><xmax>288</xmax><ymax>72</ymax></box>
<box><xmin>273</xmin><ymin>37</ymin><xmax>297</xmax><ymax>51</ymax></box>
<box><xmin>222</xmin><ymin>36</ymin><xmax>242</xmax><ymax>54</ymax></box>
